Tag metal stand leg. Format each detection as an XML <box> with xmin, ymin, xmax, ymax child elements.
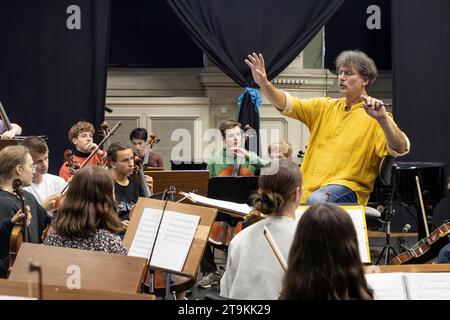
<box><xmin>164</xmin><ymin>273</ymin><xmax>175</xmax><ymax>300</ymax></box>
<box><xmin>375</xmin><ymin>205</ymin><xmax>398</xmax><ymax>265</ymax></box>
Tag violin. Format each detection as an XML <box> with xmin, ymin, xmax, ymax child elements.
<box><xmin>64</xmin><ymin>150</ymin><xmax>80</xmax><ymax>176</ymax></box>
<box><xmin>390</xmin><ymin>221</ymin><xmax>450</xmax><ymax>265</ymax></box>
<box><xmin>9</xmin><ymin>179</ymin><xmax>28</xmax><ymax>269</ymax></box>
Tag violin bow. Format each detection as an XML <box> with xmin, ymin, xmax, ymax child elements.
<box><xmin>79</xmin><ymin>121</ymin><xmax>121</xmax><ymax>168</ymax></box>
<box><xmin>263</xmin><ymin>226</ymin><xmax>287</xmax><ymax>272</ymax></box>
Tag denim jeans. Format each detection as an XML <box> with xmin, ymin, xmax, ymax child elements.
<box><xmin>438</xmin><ymin>243</ymin><xmax>450</xmax><ymax>263</ymax></box>
<box><xmin>306</xmin><ymin>184</ymin><xmax>358</xmax><ymax>204</ymax></box>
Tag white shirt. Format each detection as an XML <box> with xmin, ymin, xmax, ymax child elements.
<box><xmin>220</xmin><ymin>216</ymin><xmax>297</xmax><ymax>300</ymax></box>
<box><xmin>24</xmin><ymin>173</ymin><xmax>67</xmax><ymax>216</ymax></box>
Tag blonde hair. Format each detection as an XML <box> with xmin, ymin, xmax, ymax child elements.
<box><xmin>268</xmin><ymin>140</ymin><xmax>293</xmax><ymax>159</ymax></box>
<box><xmin>0</xmin><ymin>145</ymin><xmax>29</xmax><ymax>183</ymax></box>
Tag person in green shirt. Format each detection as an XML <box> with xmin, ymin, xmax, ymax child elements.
<box><xmin>206</xmin><ymin>120</ymin><xmax>268</xmax><ymax>177</ymax></box>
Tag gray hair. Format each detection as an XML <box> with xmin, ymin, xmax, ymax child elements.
<box><xmin>335</xmin><ymin>50</ymin><xmax>378</xmax><ymax>87</ymax></box>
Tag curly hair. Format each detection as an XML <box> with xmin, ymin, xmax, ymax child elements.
<box><xmin>68</xmin><ymin>121</ymin><xmax>95</xmax><ymax>142</ymax></box>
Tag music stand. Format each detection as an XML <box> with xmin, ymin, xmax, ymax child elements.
<box><xmin>207</xmin><ymin>176</ymin><xmax>259</xmax><ymax>252</ymax></box>
<box><xmin>375</xmin><ymin>156</ymin><xmax>398</xmax><ymax>265</ymax></box>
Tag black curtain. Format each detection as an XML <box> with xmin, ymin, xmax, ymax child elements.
<box><xmin>166</xmin><ymin>0</ymin><xmax>344</xmax><ymax>154</ymax></box>
<box><xmin>392</xmin><ymin>0</ymin><xmax>450</xmax><ymax>165</ymax></box>
<box><xmin>0</xmin><ymin>0</ymin><xmax>111</xmax><ymax>173</ymax></box>
<box><xmin>392</xmin><ymin>0</ymin><xmax>450</xmax><ymax>225</ymax></box>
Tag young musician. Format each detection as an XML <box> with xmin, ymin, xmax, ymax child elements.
<box><xmin>21</xmin><ymin>136</ymin><xmax>66</xmax><ymax>216</ymax></box>
<box><xmin>198</xmin><ymin>120</ymin><xmax>269</xmax><ymax>288</ymax></box>
<box><xmin>207</xmin><ymin>120</ymin><xmax>268</xmax><ymax>177</ymax></box>
<box><xmin>59</xmin><ymin>121</ymin><xmax>105</xmax><ymax>181</ymax></box>
<box><xmin>268</xmin><ymin>140</ymin><xmax>293</xmax><ymax>160</ymax></box>
<box><xmin>281</xmin><ymin>203</ymin><xmax>373</xmax><ymax>300</ymax></box>
<box><xmin>44</xmin><ymin>166</ymin><xmax>127</xmax><ymax>254</ymax></box>
<box><xmin>107</xmin><ymin>142</ymin><xmax>153</xmax><ymax>237</ymax></box>
<box><xmin>246</xmin><ymin>50</ymin><xmax>410</xmax><ymax>205</ymax></box>
<box><xmin>220</xmin><ymin>159</ymin><xmax>302</xmax><ymax>299</ymax></box>
<box><xmin>130</xmin><ymin>128</ymin><xmax>163</xmax><ymax>168</ymax></box>
<box><xmin>0</xmin><ymin>120</ymin><xmax>22</xmax><ymax>139</ymax></box>
<box><xmin>0</xmin><ymin>146</ymin><xmax>50</xmax><ymax>277</ymax></box>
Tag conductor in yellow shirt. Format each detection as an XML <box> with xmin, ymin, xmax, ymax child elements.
<box><xmin>245</xmin><ymin>50</ymin><xmax>410</xmax><ymax>205</ymax></box>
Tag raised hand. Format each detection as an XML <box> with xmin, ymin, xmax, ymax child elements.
<box><xmin>361</xmin><ymin>95</ymin><xmax>388</xmax><ymax>121</ymax></box>
<box><xmin>245</xmin><ymin>52</ymin><xmax>268</xmax><ymax>88</ymax></box>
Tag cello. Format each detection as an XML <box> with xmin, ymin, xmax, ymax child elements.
<box><xmin>211</xmin><ymin>128</ymin><xmax>256</xmax><ymax>246</ymax></box>
<box><xmin>9</xmin><ymin>179</ymin><xmax>28</xmax><ymax>269</ymax></box>
<box><xmin>390</xmin><ymin>221</ymin><xmax>450</xmax><ymax>265</ymax></box>
<box><xmin>134</xmin><ymin>132</ymin><xmax>159</xmax><ymax>197</ymax></box>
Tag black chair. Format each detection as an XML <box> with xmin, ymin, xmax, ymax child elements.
<box><xmin>373</xmin><ymin>155</ymin><xmax>398</xmax><ymax>265</ymax></box>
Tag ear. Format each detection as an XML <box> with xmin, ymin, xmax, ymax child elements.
<box><xmin>362</xmin><ymin>78</ymin><xmax>369</xmax><ymax>86</ymax></box>
<box><xmin>72</xmin><ymin>137</ymin><xmax>78</xmax><ymax>145</ymax></box>
<box><xmin>294</xmin><ymin>186</ymin><xmax>302</xmax><ymax>204</ymax></box>
<box><xmin>15</xmin><ymin>164</ymin><xmax>23</xmax><ymax>176</ymax></box>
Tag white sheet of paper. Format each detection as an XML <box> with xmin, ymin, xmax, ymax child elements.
<box><xmin>150</xmin><ymin>210</ymin><xmax>200</xmax><ymax>272</ymax></box>
<box><xmin>406</xmin><ymin>272</ymin><xmax>450</xmax><ymax>300</ymax></box>
<box><xmin>185</xmin><ymin>192</ymin><xmax>252</xmax><ymax>215</ymax></box>
<box><xmin>295</xmin><ymin>206</ymin><xmax>370</xmax><ymax>263</ymax></box>
<box><xmin>128</xmin><ymin>208</ymin><xmax>161</xmax><ymax>259</ymax></box>
<box><xmin>0</xmin><ymin>295</ymin><xmax>37</xmax><ymax>300</ymax></box>
<box><xmin>365</xmin><ymin>273</ymin><xmax>407</xmax><ymax>300</ymax></box>
<box><xmin>128</xmin><ymin>207</ymin><xmax>200</xmax><ymax>272</ymax></box>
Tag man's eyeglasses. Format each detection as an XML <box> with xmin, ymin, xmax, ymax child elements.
<box><xmin>336</xmin><ymin>70</ymin><xmax>355</xmax><ymax>77</ymax></box>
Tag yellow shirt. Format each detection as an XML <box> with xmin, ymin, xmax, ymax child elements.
<box><xmin>282</xmin><ymin>92</ymin><xmax>410</xmax><ymax>205</ymax></box>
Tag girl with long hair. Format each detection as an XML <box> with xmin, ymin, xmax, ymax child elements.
<box><xmin>281</xmin><ymin>203</ymin><xmax>373</xmax><ymax>300</ymax></box>
<box><xmin>44</xmin><ymin>166</ymin><xmax>127</xmax><ymax>254</ymax></box>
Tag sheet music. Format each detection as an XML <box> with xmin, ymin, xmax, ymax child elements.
<box><xmin>0</xmin><ymin>295</ymin><xmax>37</xmax><ymax>300</ymax></box>
<box><xmin>150</xmin><ymin>211</ymin><xmax>200</xmax><ymax>272</ymax></box>
<box><xmin>406</xmin><ymin>272</ymin><xmax>450</xmax><ymax>300</ymax></box>
<box><xmin>365</xmin><ymin>273</ymin><xmax>407</xmax><ymax>300</ymax></box>
<box><xmin>128</xmin><ymin>207</ymin><xmax>200</xmax><ymax>272</ymax></box>
<box><xmin>184</xmin><ymin>192</ymin><xmax>252</xmax><ymax>215</ymax></box>
<box><xmin>295</xmin><ymin>206</ymin><xmax>370</xmax><ymax>263</ymax></box>
<box><xmin>128</xmin><ymin>208</ymin><xmax>161</xmax><ymax>259</ymax></box>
